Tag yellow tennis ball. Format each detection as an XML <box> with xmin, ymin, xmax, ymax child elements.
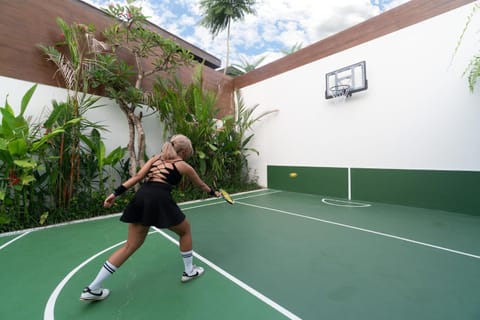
<box><xmin>289</xmin><ymin>172</ymin><xmax>298</xmax><ymax>178</ymax></box>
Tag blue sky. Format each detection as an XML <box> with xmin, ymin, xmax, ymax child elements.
<box><xmin>82</xmin><ymin>0</ymin><xmax>409</xmax><ymax>69</ymax></box>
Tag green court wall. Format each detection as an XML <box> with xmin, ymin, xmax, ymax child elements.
<box><xmin>351</xmin><ymin>168</ymin><xmax>480</xmax><ymax>216</ymax></box>
<box><xmin>267</xmin><ymin>166</ymin><xmax>348</xmax><ymax>198</ymax></box>
<box><xmin>267</xmin><ymin>165</ymin><xmax>480</xmax><ymax>215</ymax></box>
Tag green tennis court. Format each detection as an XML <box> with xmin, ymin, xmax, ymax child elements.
<box><xmin>1</xmin><ymin>189</ymin><xmax>479</xmax><ymax>319</ymax></box>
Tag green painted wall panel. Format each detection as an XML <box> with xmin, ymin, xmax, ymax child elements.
<box><xmin>351</xmin><ymin>168</ymin><xmax>480</xmax><ymax>215</ymax></box>
<box><xmin>267</xmin><ymin>165</ymin><xmax>348</xmax><ymax>198</ymax></box>
<box><xmin>266</xmin><ymin>166</ymin><xmax>480</xmax><ymax>215</ymax></box>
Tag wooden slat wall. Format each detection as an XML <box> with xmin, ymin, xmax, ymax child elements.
<box><xmin>0</xmin><ymin>0</ymin><xmax>233</xmax><ymax>118</ymax></box>
<box><xmin>232</xmin><ymin>0</ymin><xmax>475</xmax><ymax>89</ymax></box>
<box><xmin>1</xmin><ymin>0</ymin><xmax>472</xmax><ymax>117</ymax></box>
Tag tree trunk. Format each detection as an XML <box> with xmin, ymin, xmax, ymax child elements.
<box><xmin>118</xmin><ymin>100</ymin><xmax>147</xmax><ymax>191</ymax></box>
<box><xmin>134</xmin><ymin>112</ymin><xmax>146</xmax><ymax>170</ymax></box>
<box><xmin>224</xmin><ymin>21</ymin><xmax>231</xmax><ymax>75</ymax></box>
<box><xmin>118</xmin><ymin>101</ymin><xmax>137</xmax><ymax>179</ymax></box>
<box><xmin>133</xmin><ymin>69</ymin><xmax>147</xmax><ymax>178</ymax></box>
<box><xmin>126</xmin><ymin>112</ymin><xmax>137</xmax><ymax>179</ymax></box>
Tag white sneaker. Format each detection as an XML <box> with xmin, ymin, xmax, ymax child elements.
<box><xmin>181</xmin><ymin>265</ymin><xmax>204</xmax><ymax>283</ymax></box>
<box><xmin>80</xmin><ymin>287</ymin><xmax>110</xmax><ymax>301</ymax></box>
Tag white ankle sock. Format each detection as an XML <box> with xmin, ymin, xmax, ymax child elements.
<box><xmin>88</xmin><ymin>261</ymin><xmax>117</xmax><ymax>290</ymax></box>
<box><xmin>181</xmin><ymin>250</ymin><xmax>193</xmax><ymax>274</ymax></box>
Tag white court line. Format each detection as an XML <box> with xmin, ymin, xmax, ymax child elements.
<box><xmin>152</xmin><ymin>227</ymin><xmax>301</xmax><ymax>320</ymax></box>
<box><xmin>3</xmin><ymin>189</ymin><xmax>274</xmax><ymax>238</ymax></box>
<box><xmin>0</xmin><ymin>231</ymin><xmax>31</xmax><ymax>251</ymax></box>
<box><xmin>1</xmin><ymin>192</ymin><xmax>226</xmax><ymax>238</ymax></box>
<box><xmin>44</xmin><ymin>240</ymin><xmax>127</xmax><ymax>320</ymax></box>
<box><xmin>348</xmin><ymin>167</ymin><xmax>351</xmax><ymax>200</ymax></box>
<box><xmin>181</xmin><ymin>190</ymin><xmax>282</xmax><ymax>212</ymax></box>
<box><xmin>227</xmin><ymin>188</ymin><xmax>278</xmax><ymax>198</ymax></box>
<box><xmin>40</xmin><ymin>189</ymin><xmax>289</xmax><ymax>319</ymax></box>
<box><xmin>235</xmin><ymin>190</ymin><xmax>282</xmax><ymax>201</ymax></box>
<box><xmin>322</xmin><ymin>198</ymin><xmax>371</xmax><ymax>208</ymax></box>
<box><xmin>43</xmin><ymin>231</ymin><xmax>157</xmax><ymax>320</ymax></box>
<box><xmin>238</xmin><ymin>201</ymin><xmax>480</xmax><ymax>260</ymax></box>
<box><xmin>0</xmin><ymin>214</ymin><xmax>122</xmax><ymax>238</ymax></box>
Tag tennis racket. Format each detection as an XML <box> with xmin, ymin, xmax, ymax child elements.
<box><xmin>219</xmin><ymin>188</ymin><xmax>234</xmax><ymax>204</ymax></box>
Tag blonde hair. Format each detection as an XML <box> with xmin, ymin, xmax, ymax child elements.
<box><xmin>160</xmin><ymin>134</ymin><xmax>193</xmax><ymax>160</ymax></box>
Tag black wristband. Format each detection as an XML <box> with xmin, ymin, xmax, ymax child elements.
<box><xmin>208</xmin><ymin>187</ymin><xmax>216</xmax><ymax>196</ymax></box>
<box><xmin>113</xmin><ymin>185</ymin><xmax>127</xmax><ymax>196</ymax></box>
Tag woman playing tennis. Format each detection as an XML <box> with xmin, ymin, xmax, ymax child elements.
<box><xmin>81</xmin><ymin>134</ymin><xmax>220</xmax><ymax>301</ymax></box>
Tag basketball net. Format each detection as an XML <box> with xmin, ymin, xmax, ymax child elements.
<box><xmin>330</xmin><ymin>84</ymin><xmax>350</xmax><ymax>104</ymax></box>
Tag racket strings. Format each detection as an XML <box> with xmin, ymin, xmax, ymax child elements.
<box><xmin>219</xmin><ymin>189</ymin><xmax>234</xmax><ymax>204</ymax></box>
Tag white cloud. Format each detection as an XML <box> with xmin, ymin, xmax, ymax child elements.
<box><xmin>80</xmin><ymin>0</ymin><xmax>409</xmax><ymax>68</ymax></box>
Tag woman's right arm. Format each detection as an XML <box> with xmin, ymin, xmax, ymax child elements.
<box><xmin>179</xmin><ymin>162</ymin><xmax>220</xmax><ymax>197</ymax></box>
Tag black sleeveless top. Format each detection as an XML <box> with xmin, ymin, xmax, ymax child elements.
<box><xmin>146</xmin><ymin>159</ymin><xmax>183</xmax><ymax>185</ymax></box>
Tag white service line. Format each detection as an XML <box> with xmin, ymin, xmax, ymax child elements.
<box><xmin>0</xmin><ymin>231</ymin><xmax>31</xmax><ymax>251</ymax></box>
<box><xmin>237</xmin><ymin>201</ymin><xmax>480</xmax><ymax>260</ymax></box>
<box><xmin>234</xmin><ymin>190</ymin><xmax>282</xmax><ymax>201</ymax></box>
<box><xmin>181</xmin><ymin>190</ymin><xmax>282</xmax><ymax>211</ymax></box>
<box><xmin>152</xmin><ymin>227</ymin><xmax>302</xmax><ymax>320</ymax></box>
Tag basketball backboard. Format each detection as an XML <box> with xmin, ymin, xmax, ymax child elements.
<box><xmin>325</xmin><ymin>61</ymin><xmax>368</xmax><ymax>100</ymax></box>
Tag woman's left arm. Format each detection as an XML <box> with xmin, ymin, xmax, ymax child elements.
<box><xmin>104</xmin><ymin>156</ymin><xmax>158</xmax><ymax>208</ymax></box>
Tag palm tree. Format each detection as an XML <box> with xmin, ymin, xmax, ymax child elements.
<box><xmin>199</xmin><ymin>0</ymin><xmax>257</xmax><ymax>74</ymax></box>
<box><xmin>38</xmin><ymin>18</ymin><xmax>106</xmax><ymax>207</ymax></box>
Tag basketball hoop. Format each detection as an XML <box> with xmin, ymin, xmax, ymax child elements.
<box><xmin>329</xmin><ymin>84</ymin><xmax>351</xmax><ymax>104</ymax></box>
<box><xmin>325</xmin><ymin>61</ymin><xmax>367</xmax><ymax>103</ymax></box>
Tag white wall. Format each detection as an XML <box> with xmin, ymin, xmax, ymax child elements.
<box><xmin>2</xmin><ymin>4</ymin><xmax>479</xmax><ymax>188</ymax></box>
<box><xmin>240</xmin><ymin>3</ymin><xmax>480</xmax><ymax>187</ymax></box>
<box><xmin>0</xmin><ymin>76</ymin><xmax>165</xmax><ymax>156</ymax></box>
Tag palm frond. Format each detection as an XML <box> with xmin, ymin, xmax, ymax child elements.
<box><xmin>57</xmin><ymin>55</ymin><xmax>77</xmax><ymax>90</ymax></box>
<box><xmin>38</xmin><ymin>45</ymin><xmax>76</xmax><ymax>90</ymax></box>
<box><xmin>86</xmin><ymin>34</ymin><xmax>110</xmax><ymax>53</ymax></box>
<box><xmin>466</xmin><ymin>55</ymin><xmax>480</xmax><ymax>92</ymax></box>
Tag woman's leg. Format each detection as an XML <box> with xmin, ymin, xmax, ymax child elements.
<box><xmin>84</xmin><ymin>223</ymin><xmax>149</xmax><ymax>293</ymax></box>
<box><xmin>169</xmin><ymin>218</ymin><xmax>192</xmax><ymax>252</ymax></box>
<box><xmin>109</xmin><ymin>223</ymin><xmax>150</xmax><ymax>267</ymax></box>
<box><xmin>169</xmin><ymin>219</ymin><xmax>204</xmax><ymax>281</ymax></box>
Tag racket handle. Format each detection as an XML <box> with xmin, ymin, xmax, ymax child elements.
<box><xmin>208</xmin><ymin>187</ymin><xmax>216</xmax><ymax>196</ymax></box>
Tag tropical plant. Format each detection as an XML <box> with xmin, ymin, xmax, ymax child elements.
<box><xmin>199</xmin><ymin>0</ymin><xmax>257</xmax><ymax>74</ymax></box>
<box><xmin>453</xmin><ymin>2</ymin><xmax>480</xmax><ymax>93</ymax></box>
<box><xmin>151</xmin><ymin>65</ymin><xmax>277</xmax><ymax>192</ymax></box>
<box><xmin>38</xmin><ymin>18</ymin><xmax>107</xmax><ymax>207</ymax></box>
<box><xmin>38</xmin><ymin>18</ymin><xmax>106</xmax><ymax>93</ymax></box>
<box><xmin>229</xmin><ymin>54</ymin><xmax>267</xmax><ymax>76</ymax></box>
<box><xmin>0</xmin><ymin>85</ymin><xmax>81</xmax><ymax>227</ymax></box>
<box><xmin>80</xmin><ymin>128</ymin><xmax>127</xmax><ymax>192</ymax></box>
<box><xmin>152</xmin><ymin>65</ymin><xmax>219</xmax><ymax>178</ymax></box>
<box><xmin>0</xmin><ymin>85</ymin><xmax>129</xmax><ymax>232</ymax></box>
<box><xmin>87</xmin><ymin>1</ymin><xmax>194</xmax><ymax>180</ymax></box>
<box><xmin>229</xmin><ymin>90</ymin><xmax>278</xmax><ymax>176</ymax></box>
<box><xmin>43</xmin><ymin>96</ymin><xmax>108</xmax><ymax>208</ymax></box>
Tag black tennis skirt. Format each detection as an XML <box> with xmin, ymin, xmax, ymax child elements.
<box><xmin>120</xmin><ymin>181</ymin><xmax>185</xmax><ymax>228</ymax></box>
